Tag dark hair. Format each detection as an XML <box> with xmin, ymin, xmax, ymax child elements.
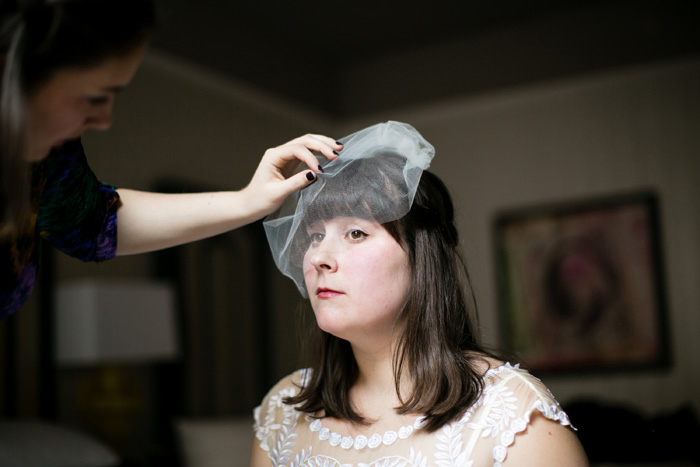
<box><xmin>303</xmin><ymin>151</ymin><xmax>412</xmax><ymax>224</ymax></box>
<box><xmin>1</xmin><ymin>0</ymin><xmax>155</xmax><ymax>236</ymax></box>
<box><xmin>286</xmin><ymin>165</ymin><xmax>494</xmax><ymax>432</ymax></box>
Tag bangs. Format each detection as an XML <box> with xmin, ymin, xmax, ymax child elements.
<box><xmin>302</xmin><ymin>150</ymin><xmax>410</xmax><ymax>227</ymax></box>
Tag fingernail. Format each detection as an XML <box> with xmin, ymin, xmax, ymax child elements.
<box><xmin>306</xmin><ymin>171</ymin><xmax>315</xmax><ymax>181</ymax></box>
<box><xmin>317</xmin><ymin>165</ymin><xmax>324</xmax><ymax>172</ymax></box>
<box><xmin>335</xmin><ymin>141</ymin><xmax>343</xmax><ymax>146</ymax></box>
<box><xmin>333</xmin><ymin>150</ymin><xmax>340</xmax><ymax>156</ymax></box>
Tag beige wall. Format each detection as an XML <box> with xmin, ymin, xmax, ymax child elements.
<box><xmin>60</xmin><ymin>50</ymin><xmax>700</xmax><ymax>415</ymax></box>
<box><xmin>340</xmin><ymin>57</ymin><xmax>700</xmax><ymax>414</ymax></box>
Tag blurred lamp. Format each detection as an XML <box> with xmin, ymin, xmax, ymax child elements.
<box><xmin>54</xmin><ymin>279</ymin><xmax>178</xmax><ymax>448</ymax></box>
<box><xmin>55</xmin><ymin>279</ymin><xmax>178</xmax><ymax>365</ymax></box>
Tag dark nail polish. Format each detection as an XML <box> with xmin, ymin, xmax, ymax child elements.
<box><xmin>306</xmin><ymin>171</ymin><xmax>315</xmax><ymax>181</ymax></box>
<box><xmin>335</xmin><ymin>141</ymin><xmax>343</xmax><ymax>146</ymax></box>
<box><xmin>317</xmin><ymin>165</ymin><xmax>324</xmax><ymax>172</ymax></box>
<box><xmin>333</xmin><ymin>150</ymin><xmax>340</xmax><ymax>156</ymax></box>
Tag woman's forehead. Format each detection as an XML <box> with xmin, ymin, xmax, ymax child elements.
<box><xmin>305</xmin><ymin>216</ymin><xmax>382</xmax><ymax>230</ymax></box>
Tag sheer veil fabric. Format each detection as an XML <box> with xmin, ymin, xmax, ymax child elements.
<box><xmin>263</xmin><ymin>121</ymin><xmax>434</xmax><ymax>297</ymax></box>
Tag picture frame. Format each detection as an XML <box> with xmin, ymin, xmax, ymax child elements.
<box><xmin>494</xmin><ymin>191</ymin><xmax>670</xmax><ymax>374</ymax></box>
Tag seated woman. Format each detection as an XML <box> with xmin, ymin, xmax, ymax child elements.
<box><xmin>252</xmin><ymin>121</ymin><xmax>589</xmax><ymax>466</ymax></box>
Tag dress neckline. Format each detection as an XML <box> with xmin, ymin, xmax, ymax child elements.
<box><xmin>299</xmin><ymin>362</ymin><xmax>520</xmax><ymax>451</ymax></box>
<box><xmin>305</xmin><ymin>413</ymin><xmax>427</xmax><ymax>450</ymax></box>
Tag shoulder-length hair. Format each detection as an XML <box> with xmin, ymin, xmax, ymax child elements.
<box><xmin>1</xmin><ymin>0</ymin><xmax>154</xmax><ymax>237</ymax></box>
<box><xmin>285</xmin><ymin>162</ymin><xmax>493</xmax><ymax>432</ymax></box>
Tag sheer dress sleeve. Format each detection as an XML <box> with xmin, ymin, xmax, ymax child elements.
<box><xmin>253</xmin><ymin>369</ymin><xmax>308</xmax><ymax>456</ymax></box>
<box><xmin>466</xmin><ymin>363</ymin><xmax>575</xmax><ymax>465</ymax></box>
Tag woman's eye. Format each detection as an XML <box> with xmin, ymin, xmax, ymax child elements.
<box><xmin>309</xmin><ymin>232</ymin><xmax>324</xmax><ymax>245</ymax></box>
<box><xmin>87</xmin><ymin>96</ymin><xmax>109</xmax><ymax>106</ymax></box>
<box><xmin>348</xmin><ymin>230</ymin><xmax>367</xmax><ymax>241</ymax></box>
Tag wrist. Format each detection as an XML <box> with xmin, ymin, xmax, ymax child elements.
<box><xmin>238</xmin><ymin>184</ymin><xmax>272</xmax><ymax>222</ymax></box>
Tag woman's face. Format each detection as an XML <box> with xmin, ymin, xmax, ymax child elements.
<box><xmin>303</xmin><ymin>216</ymin><xmax>411</xmax><ymax>347</ymax></box>
<box><xmin>24</xmin><ymin>40</ymin><xmax>148</xmax><ymax>161</ymax></box>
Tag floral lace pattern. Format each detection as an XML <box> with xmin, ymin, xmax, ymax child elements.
<box><xmin>306</xmin><ymin>413</ymin><xmax>428</xmax><ymax>450</ymax></box>
<box><xmin>254</xmin><ymin>363</ymin><xmax>573</xmax><ymax>467</ymax></box>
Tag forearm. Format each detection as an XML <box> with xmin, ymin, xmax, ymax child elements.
<box><xmin>115</xmin><ymin>188</ymin><xmax>260</xmax><ymax>255</ymax></box>
<box><xmin>114</xmin><ymin>134</ymin><xmax>341</xmax><ymax>256</ymax></box>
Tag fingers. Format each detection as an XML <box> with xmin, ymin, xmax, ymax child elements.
<box><xmin>246</xmin><ymin>133</ymin><xmax>341</xmax><ymax>216</ymax></box>
<box><xmin>282</xmin><ymin>169</ymin><xmax>319</xmax><ymax>195</ymax></box>
<box><xmin>265</xmin><ymin>134</ymin><xmax>342</xmax><ymax>180</ymax></box>
<box><xmin>284</xmin><ymin>134</ymin><xmax>342</xmax><ymax>169</ymax></box>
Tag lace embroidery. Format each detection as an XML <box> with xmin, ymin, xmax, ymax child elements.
<box><xmin>487</xmin><ymin>399</ymin><xmax>574</xmax><ymax>467</ymax></box>
<box><xmin>291</xmin><ymin>452</ymin><xmax>428</xmax><ymax>467</ymax></box>
<box><xmin>434</xmin><ymin>421</ymin><xmax>474</xmax><ymax>467</ymax></box>
<box><xmin>306</xmin><ymin>414</ymin><xmax>428</xmax><ymax>450</ymax></box>
<box><xmin>483</xmin><ymin>361</ymin><xmax>519</xmax><ymax>378</ymax></box>
<box><xmin>482</xmin><ymin>365</ymin><xmax>574</xmax><ymax>467</ymax></box>
<box><xmin>467</xmin><ymin>383</ymin><xmax>519</xmax><ymax>437</ymax></box>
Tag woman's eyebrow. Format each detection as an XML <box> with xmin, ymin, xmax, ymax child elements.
<box><xmin>305</xmin><ymin>222</ymin><xmax>323</xmax><ymax>231</ymax></box>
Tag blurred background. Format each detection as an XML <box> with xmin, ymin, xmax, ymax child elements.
<box><xmin>1</xmin><ymin>0</ymin><xmax>699</xmax><ymax>465</ymax></box>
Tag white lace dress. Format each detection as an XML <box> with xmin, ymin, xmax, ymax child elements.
<box><xmin>254</xmin><ymin>363</ymin><xmax>574</xmax><ymax>467</ymax></box>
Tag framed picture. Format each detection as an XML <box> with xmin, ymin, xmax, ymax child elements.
<box><xmin>494</xmin><ymin>191</ymin><xmax>670</xmax><ymax>374</ymax></box>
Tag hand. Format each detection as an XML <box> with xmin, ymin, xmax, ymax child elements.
<box><xmin>242</xmin><ymin>133</ymin><xmax>342</xmax><ymax>217</ymax></box>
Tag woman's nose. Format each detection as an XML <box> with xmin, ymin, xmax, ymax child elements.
<box><xmin>309</xmin><ymin>241</ymin><xmax>338</xmax><ymax>272</ymax></box>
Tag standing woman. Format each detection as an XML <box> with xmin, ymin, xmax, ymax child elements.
<box><xmin>0</xmin><ymin>0</ymin><xmax>341</xmax><ymax>318</ymax></box>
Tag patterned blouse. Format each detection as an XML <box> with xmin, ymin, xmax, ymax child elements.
<box><xmin>1</xmin><ymin>139</ymin><xmax>120</xmax><ymax>319</ymax></box>
<box><xmin>254</xmin><ymin>363</ymin><xmax>575</xmax><ymax>467</ymax></box>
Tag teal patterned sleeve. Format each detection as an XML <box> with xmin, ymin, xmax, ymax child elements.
<box><xmin>36</xmin><ymin>139</ymin><xmax>120</xmax><ymax>262</ymax></box>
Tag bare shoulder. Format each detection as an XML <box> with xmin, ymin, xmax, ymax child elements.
<box><xmin>503</xmin><ymin>411</ymin><xmax>589</xmax><ymax>466</ymax></box>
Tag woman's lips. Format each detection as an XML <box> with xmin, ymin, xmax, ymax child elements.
<box><xmin>316</xmin><ymin>288</ymin><xmax>342</xmax><ymax>299</ymax></box>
